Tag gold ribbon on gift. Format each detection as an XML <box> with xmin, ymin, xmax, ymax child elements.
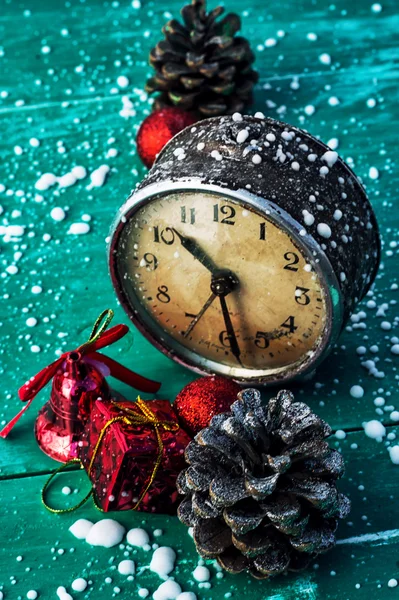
<box><xmin>42</xmin><ymin>397</ymin><xmax>179</xmax><ymax>514</ymax></box>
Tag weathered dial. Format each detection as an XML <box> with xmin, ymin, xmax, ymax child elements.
<box><xmin>115</xmin><ymin>191</ymin><xmax>329</xmax><ymax>377</ymax></box>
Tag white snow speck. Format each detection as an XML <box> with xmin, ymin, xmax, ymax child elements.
<box><xmin>328</xmin><ymin>96</ymin><xmax>340</xmax><ymax>106</ymax></box>
<box><xmin>86</xmin><ymin>519</ymin><xmax>125</xmax><ymax>548</ymax></box>
<box><xmin>302</xmin><ymin>210</ymin><xmax>315</xmax><ymax>226</ymax></box>
<box><xmin>304</xmin><ymin>105</ymin><xmax>315</xmax><ymax>116</ymax></box>
<box><xmin>150</xmin><ymin>547</ymin><xmax>176</xmax><ymax>577</ymax></box>
<box><xmin>72</xmin><ymin>166</ymin><xmax>87</xmax><ymax>180</ymax></box>
<box><xmin>322</xmin><ymin>151</ymin><xmax>338</xmax><ymax>167</ymax></box>
<box><xmin>193</xmin><ymin>566</ymin><xmax>210</xmax><ymax>582</ymax></box>
<box><xmin>350</xmin><ymin>385</ymin><xmax>364</xmax><ymax>398</ymax></box>
<box><xmin>58</xmin><ymin>172</ymin><xmax>77</xmax><ymax>189</ymax></box>
<box><xmin>317</xmin><ymin>223</ymin><xmax>332</xmax><ymax>238</ymax></box>
<box><xmin>236</xmin><ymin>129</ymin><xmax>249</xmax><ymax>144</ymax></box>
<box><xmin>118</xmin><ymin>560</ymin><xmax>135</xmax><ymax>576</ymax></box>
<box><xmin>87</xmin><ymin>165</ymin><xmax>110</xmax><ymax>189</ymax></box>
<box><xmin>51</xmin><ymin>207</ymin><xmax>66</xmax><ymax>222</ymax></box>
<box><xmin>327</xmin><ymin>138</ymin><xmax>339</xmax><ymax>150</ymax></box>
<box><xmin>363</xmin><ymin>419</ymin><xmax>386</xmax><ymax>440</ymax></box>
<box><xmin>369</xmin><ymin>166</ymin><xmax>379</xmax><ymax>180</ymax></box>
<box><xmin>27</xmin><ymin>592</ymin><xmax>38</xmax><ymax>600</ymax></box>
<box><xmin>371</xmin><ymin>3</ymin><xmax>382</xmax><ymax>13</ymax></box>
<box><xmin>319</xmin><ymin>53</ymin><xmax>331</xmax><ymax>65</ymax></box>
<box><xmin>388</xmin><ymin>446</ymin><xmax>399</xmax><ymax>465</ymax></box>
<box><xmin>71</xmin><ymin>578</ymin><xmax>88</xmax><ymax>592</ymax></box>
<box><xmin>127</xmin><ymin>528</ymin><xmax>150</xmax><ymax>548</ymax></box>
<box><xmin>35</xmin><ymin>173</ymin><xmax>57</xmax><ymax>191</ymax></box>
<box><xmin>68</xmin><ymin>223</ymin><xmax>90</xmax><ymax>235</ymax></box>
<box><xmin>69</xmin><ymin>519</ymin><xmax>94</xmax><ymax>540</ymax></box>
<box><xmin>232</xmin><ymin>112</ymin><xmax>243</xmax><ymax>122</ymax></box>
<box><xmin>117</xmin><ymin>75</ymin><xmax>130</xmax><ymax>88</ymax></box>
<box><xmin>252</xmin><ymin>154</ymin><xmax>262</xmax><ymax>164</ymax></box>
<box><xmin>26</xmin><ymin>317</ymin><xmax>37</xmax><ymax>327</ymax></box>
<box><xmin>153</xmin><ymin>581</ymin><xmax>181</xmax><ymax>600</ymax></box>
<box><xmin>31</xmin><ymin>285</ymin><xmax>42</xmax><ymax>294</ymax></box>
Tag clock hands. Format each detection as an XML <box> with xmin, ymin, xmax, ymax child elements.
<box><xmin>172</xmin><ymin>228</ymin><xmax>219</xmax><ymax>276</ymax></box>
<box><xmin>183</xmin><ymin>292</ymin><xmax>217</xmax><ymax>338</ymax></box>
<box><xmin>211</xmin><ymin>272</ymin><xmax>242</xmax><ymax>366</ymax></box>
<box><xmin>175</xmin><ymin>229</ymin><xmax>242</xmax><ymax>365</ymax></box>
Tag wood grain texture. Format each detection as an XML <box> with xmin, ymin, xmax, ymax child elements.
<box><xmin>1</xmin><ymin>429</ymin><xmax>398</xmax><ymax>600</ymax></box>
<box><xmin>0</xmin><ymin>0</ymin><xmax>398</xmax><ymax>598</ymax></box>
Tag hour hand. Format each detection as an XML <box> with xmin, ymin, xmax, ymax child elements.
<box><xmin>172</xmin><ymin>228</ymin><xmax>219</xmax><ymax>276</ymax></box>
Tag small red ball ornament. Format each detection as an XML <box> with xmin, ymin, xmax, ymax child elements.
<box><xmin>174</xmin><ymin>376</ymin><xmax>242</xmax><ymax>437</ymax></box>
<box><xmin>137</xmin><ymin>107</ymin><xmax>197</xmax><ymax>168</ymax></box>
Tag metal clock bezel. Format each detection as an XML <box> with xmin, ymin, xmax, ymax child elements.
<box><xmin>108</xmin><ymin>179</ymin><xmax>344</xmax><ymax>385</ymax></box>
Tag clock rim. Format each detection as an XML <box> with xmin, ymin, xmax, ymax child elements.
<box><xmin>108</xmin><ymin>179</ymin><xmax>344</xmax><ymax>385</ymax></box>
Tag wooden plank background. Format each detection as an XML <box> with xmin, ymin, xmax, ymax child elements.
<box><xmin>0</xmin><ymin>0</ymin><xmax>398</xmax><ymax>598</ymax></box>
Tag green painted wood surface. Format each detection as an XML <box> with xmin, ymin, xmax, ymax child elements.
<box><xmin>0</xmin><ymin>0</ymin><xmax>398</xmax><ymax>598</ymax></box>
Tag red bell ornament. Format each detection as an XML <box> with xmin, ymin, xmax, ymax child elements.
<box><xmin>0</xmin><ymin>310</ymin><xmax>161</xmax><ymax>463</ymax></box>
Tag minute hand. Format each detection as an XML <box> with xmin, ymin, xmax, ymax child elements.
<box><xmin>172</xmin><ymin>229</ymin><xmax>219</xmax><ymax>276</ymax></box>
<box><xmin>219</xmin><ymin>295</ymin><xmax>242</xmax><ymax>366</ymax></box>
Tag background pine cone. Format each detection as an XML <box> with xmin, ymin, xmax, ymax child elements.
<box><xmin>177</xmin><ymin>389</ymin><xmax>350</xmax><ymax>579</ymax></box>
<box><xmin>146</xmin><ymin>0</ymin><xmax>258</xmax><ymax>117</ymax></box>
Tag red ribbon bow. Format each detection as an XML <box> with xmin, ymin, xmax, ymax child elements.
<box><xmin>0</xmin><ymin>309</ymin><xmax>161</xmax><ymax>438</ymax></box>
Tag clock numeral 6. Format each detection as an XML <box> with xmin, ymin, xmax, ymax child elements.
<box><xmin>281</xmin><ymin>315</ymin><xmax>298</xmax><ymax>333</ymax></box>
<box><xmin>142</xmin><ymin>253</ymin><xmax>158</xmax><ymax>271</ymax></box>
<box><xmin>219</xmin><ymin>330</ymin><xmax>232</xmax><ymax>347</ymax></box>
<box><xmin>295</xmin><ymin>286</ymin><xmax>311</xmax><ymax>305</ymax></box>
<box><xmin>213</xmin><ymin>204</ymin><xmax>236</xmax><ymax>225</ymax></box>
<box><xmin>156</xmin><ymin>285</ymin><xmax>170</xmax><ymax>304</ymax></box>
<box><xmin>254</xmin><ymin>331</ymin><xmax>270</xmax><ymax>349</ymax></box>
<box><xmin>153</xmin><ymin>226</ymin><xmax>175</xmax><ymax>245</ymax></box>
<box><xmin>283</xmin><ymin>252</ymin><xmax>299</xmax><ymax>272</ymax></box>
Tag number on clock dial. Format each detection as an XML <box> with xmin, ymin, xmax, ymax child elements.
<box><xmin>153</xmin><ymin>226</ymin><xmax>175</xmax><ymax>244</ymax></box>
<box><xmin>213</xmin><ymin>204</ymin><xmax>236</xmax><ymax>225</ymax></box>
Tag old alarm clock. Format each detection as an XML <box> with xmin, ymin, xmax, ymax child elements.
<box><xmin>109</xmin><ymin>115</ymin><xmax>380</xmax><ymax>385</ymax></box>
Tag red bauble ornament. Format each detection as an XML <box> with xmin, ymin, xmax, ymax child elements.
<box><xmin>137</xmin><ymin>107</ymin><xmax>197</xmax><ymax>168</ymax></box>
<box><xmin>1</xmin><ymin>310</ymin><xmax>161</xmax><ymax>463</ymax></box>
<box><xmin>174</xmin><ymin>376</ymin><xmax>241</xmax><ymax>437</ymax></box>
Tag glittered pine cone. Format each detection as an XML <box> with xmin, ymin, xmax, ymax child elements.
<box><xmin>177</xmin><ymin>389</ymin><xmax>350</xmax><ymax>579</ymax></box>
<box><xmin>146</xmin><ymin>0</ymin><xmax>258</xmax><ymax>117</ymax></box>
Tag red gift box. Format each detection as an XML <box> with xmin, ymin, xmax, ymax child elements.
<box><xmin>79</xmin><ymin>397</ymin><xmax>191</xmax><ymax>514</ymax></box>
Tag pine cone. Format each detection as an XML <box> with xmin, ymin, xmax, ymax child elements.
<box><xmin>146</xmin><ymin>0</ymin><xmax>258</xmax><ymax>117</ymax></box>
<box><xmin>177</xmin><ymin>389</ymin><xmax>350</xmax><ymax>579</ymax></box>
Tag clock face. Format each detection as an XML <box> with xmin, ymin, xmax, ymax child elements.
<box><xmin>113</xmin><ymin>191</ymin><xmax>330</xmax><ymax>381</ymax></box>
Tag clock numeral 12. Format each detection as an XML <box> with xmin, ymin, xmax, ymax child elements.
<box><xmin>213</xmin><ymin>204</ymin><xmax>236</xmax><ymax>225</ymax></box>
<box><xmin>181</xmin><ymin>206</ymin><xmax>195</xmax><ymax>224</ymax></box>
